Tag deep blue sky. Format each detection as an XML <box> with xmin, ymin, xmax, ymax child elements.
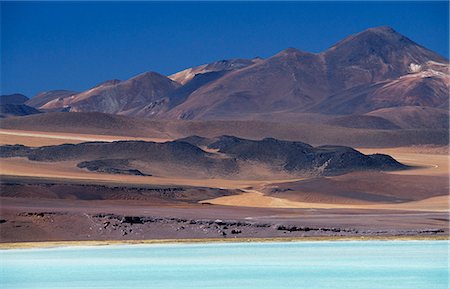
<box><xmin>1</xmin><ymin>1</ymin><xmax>449</xmax><ymax>97</ymax></box>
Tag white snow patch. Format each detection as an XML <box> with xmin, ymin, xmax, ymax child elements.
<box><xmin>409</xmin><ymin>63</ymin><xmax>422</xmax><ymax>73</ymax></box>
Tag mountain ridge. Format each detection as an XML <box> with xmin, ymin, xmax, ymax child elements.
<box><xmin>15</xmin><ymin>26</ymin><xmax>449</xmax><ymax>127</ymax></box>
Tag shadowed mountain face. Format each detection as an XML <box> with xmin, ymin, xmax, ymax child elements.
<box><xmin>0</xmin><ymin>93</ymin><xmax>41</xmax><ymax>118</ymax></box>
<box><xmin>0</xmin><ymin>94</ymin><xmax>29</xmax><ymax>105</ymax></box>
<box><xmin>0</xmin><ymin>104</ymin><xmax>41</xmax><ymax>118</ymax></box>
<box><xmin>15</xmin><ymin>26</ymin><xmax>449</xmax><ymax>128</ymax></box>
<box><xmin>0</xmin><ymin>136</ymin><xmax>406</xmax><ymax>178</ymax></box>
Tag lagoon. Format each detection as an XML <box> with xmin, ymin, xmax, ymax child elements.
<box><xmin>1</xmin><ymin>241</ymin><xmax>448</xmax><ymax>289</ymax></box>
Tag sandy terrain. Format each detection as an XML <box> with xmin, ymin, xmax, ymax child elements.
<box><xmin>1</xmin><ymin>146</ymin><xmax>448</xmax><ymax>212</ymax></box>
<box><xmin>201</xmin><ymin>147</ymin><xmax>449</xmax><ymax>211</ymax></box>
<box><xmin>0</xmin><ymin>158</ymin><xmax>299</xmax><ymax>189</ymax></box>
<box><xmin>203</xmin><ymin>189</ymin><xmax>448</xmax><ymax>212</ymax></box>
<box><xmin>0</xmin><ymin>132</ymin><xmax>448</xmax><ymax>242</ymax></box>
<box><xmin>359</xmin><ymin>147</ymin><xmax>449</xmax><ymax>177</ymax></box>
<box><xmin>0</xmin><ymin>129</ymin><xmax>170</xmax><ymax>146</ymax></box>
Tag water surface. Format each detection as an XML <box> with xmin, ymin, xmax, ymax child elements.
<box><xmin>1</xmin><ymin>241</ymin><xmax>448</xmax><ymax>289</ymax></box>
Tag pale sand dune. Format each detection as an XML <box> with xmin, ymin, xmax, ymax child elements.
<box><xmin>0</xmin><ymin>129</ymin><xmax>170</xmax><ymax>146</ymax></box>
<box><xmin>201</xmin><ymin>189</ymin><xmax>449</xmax><ymax>212</ymax></box>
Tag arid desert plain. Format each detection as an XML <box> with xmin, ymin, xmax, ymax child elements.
<box><xmin>0</xmin><ymin>125</ymin><xmax>448</xmax><ymax>243</ymax></box>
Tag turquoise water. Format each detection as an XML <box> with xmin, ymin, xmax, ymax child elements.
<box><xmin>1</xmin><ymin>241</ymin><xmax>448</xmax><ymax>289</ymax></box>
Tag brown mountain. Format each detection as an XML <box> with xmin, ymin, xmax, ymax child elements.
<box><xmin>40</xmin><ymin>72</ymin><xmax>180</xmax><ymax>117</ymax></box>
<box><xmin>24</xmin><ymin>26</ymin><xmax>449</xmax><ymax>127</ymax></box>
<box><xmin>310</xmin><ymin>60</ymin><xmax>449</xmax><ymax>115</ymax></box>
<box><xmin>169</xmin><ymin>58</ymin><xmax>261</xmax><ymax>85</ymax></box>
<box><xmin>26</xmin><ymin>90</ymin><xmax>78</xmax><ymax>110</ymax></box>
<box><xmin>167</xmin><ymin>48</ymin><xmax>329</xmax><ymax>119</ymax></box>
<box><xmin>167</xmin><ymin>26</ymin><xmax>448</xmax><ymax>119</ymax></box>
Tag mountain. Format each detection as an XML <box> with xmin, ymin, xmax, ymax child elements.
<box><xmin>166</xmin><ymin>48</ymin><xmax>329</xmax><ymax>119</ymax></box>
<box><xmin>310</xmin><ymin>61</ymin><xmax>449</xmax><ymax>115</ymax></box>
<box><xmin>22</xmin><ymin>26</ymin><xmax>449</xmax><ymax>128</ymax></box>
<box><xmin>0</xmin><ymin>104</ymin><xmax>41</xmax><ymax>118</ymax></box>
<box><xmin>26</xmin><ymin>90</ymin><xmax>78</xmax><ymax>109</ymax></box>
<box><xmin>321</xmin><ymin>26</ymin><xmax>447</xmax><ymax>92</ymax></box>
<box><xmin>0</xmin><ymin>93</ymin><xmax>29</xmax><ymax>105</ymax></box>
<box><xmin>167</xmin><ymin>26</ymin><xmax>448</xmax><ymax>119</ymax></box>
<box><xmin>0</xmin><ymin>93</ymin><xmax>41</xmax><ymax>118</ymax></box>
<box><xmin>169</xmin><ymin>58</ymin><xmax>262</xmax><ymax>85</ymax></box>
<box><xmin>40</xmin><ymin>72</ymin><xmax>180</xmax><ymax>117</ymax></box>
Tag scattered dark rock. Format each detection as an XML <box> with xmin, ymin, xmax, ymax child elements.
<box><xmin>77</xmin><ymin>159</ymin><xmax>151</xmax><ymax>176</ymax></box>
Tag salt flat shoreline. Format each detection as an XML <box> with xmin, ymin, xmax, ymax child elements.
<box><xmin>1</xmin><ymin>235</ymin><xmax>448</xmax><ymax>250</ymax></box>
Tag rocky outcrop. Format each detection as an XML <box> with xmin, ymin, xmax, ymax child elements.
<box><xmin>0</xmin><ymin>136</ymin><xmax>407</xmax><ymax>177</ymax></box>
<box><xmin>181</xmin><ymin>135</ymin><xmax>407</xmax><ymax>175</ymax></box>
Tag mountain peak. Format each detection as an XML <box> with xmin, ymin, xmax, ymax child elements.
<box><xmin>131</xmin><ymin>71</ymin><xmax>165</xmax><ymax>80</ymax></box>
<box><xmin>366</xmin><ymin>25</ymin><xmax>396</xmax><ymax>33</ymax></box>
<box><xmin>126</xmin><ymin>71</ymin><xmax>176</xmax><ymax>86</ymax></box>
<box><xmin>358</xmin><ymin>26</ymin><xmax>410</xmax><ymax>42</ymax></box>
<box><xmin>327</xmin><ymin>26</ymin><xmax>415</xmax><ymax>52</ymax></box>
<box><xmin>275</xmin><ymin>47</ymin><xmax>311</xmax><ymax>57</ymax></box>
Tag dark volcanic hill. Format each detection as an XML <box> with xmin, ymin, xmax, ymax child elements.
<box><xmin>0</xmin><ymin>140</ymin><xmax>238</xmax><ymax>178</ymax></box>
<box><xmin>0</xmin><ymin>136</ymin><xmax>407</xmax><ymax>178</ymax></box>
<box><xmin>0</xmin><ymin>93</ymin><xmax>41</xmax><ymax>118</ymax></box>
<box><xmin>0</xmin><ymin>93</ymin><xmax>29</xmax><ymax>105</ymax></box>
<box><xmin>0</xmin><ymin>104</ymin><xmax>41</xmax><ymax>118</ymax></box>
<box><xmin>175</xmin><ymin>135</ymin><xmax>407</xmax><ymax>175</ymax></box>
